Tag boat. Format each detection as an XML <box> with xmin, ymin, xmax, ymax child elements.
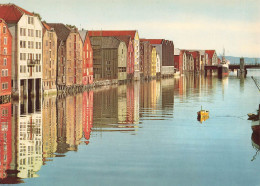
<box><xmin>197</xmin><ymin>106</ymin><xmax>209</xmax><ymax>123</ymax></box>
<box><xmin>248</xmin><ymin>113</ymin><xmax>259</xmax><ymax>121</ymax></box>
<box><xmin>218</xmin><ymin>48</ymin><xmax>229</xmax><ymax>77</ymax></box>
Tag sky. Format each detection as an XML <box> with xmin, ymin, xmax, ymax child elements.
<box><xmin>1</xmin><ymin>0</ymin><xmax>260</xmax><ymax>58</ymax></box>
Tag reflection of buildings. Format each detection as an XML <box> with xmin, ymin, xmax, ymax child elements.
<box><xmin>42</xmin><ymin>95</ymin><xmax>57</xmax><ymax>161</ymax></box>
<box><xmin>118</xmin><ymin>85</ymin><xmax>127</xmax><ymax>124</ymax></box>
<box><xmin>161</xmin><ymin>78</ymin><xmax>174</xmax><ymax>111</ymax></box>
<box><xmin>82</xmin><ymin>91</ymin><xmax>93</xmax><ymax>143</ymax></box>
<box><xmin>12</xmin><ymin>98</ymin><xmax>43</xmax><ymax>179</ymax></box>
<box><xmin>134</xmin><ymin>82</ymin><xmax>140</xmax><ymax>124</ymax></box>
<box><xmin>57</xmin><ymin>94</ymin><xmax>83</xmax><ymax>153</ymax></box>
<box><xmin>0</xmin><ymin>102</ymin><xmax>12</xmax><ymax>179</ymax></box>
<box><xmin>140</xmin><ymin>80</ymin><xmax>157</xmax><ymax>110</ymax></box>
<box><xmin>93</xmin><ymin>85</ymin><xmax>137</xmax><ymax>132</ymax></box>
<box><xmin>126</xmin><ymin>84</ymin><xmax>135</xmax><ymax>124</ymax></box>
<box><xmin>93</xmin><ymin>86</ymin><xmax>118</xmax><ymax>130</ymax></box>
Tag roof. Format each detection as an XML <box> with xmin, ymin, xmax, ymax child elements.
<box><xmin>90</xmin><ymin>36</ymin><xmax>121</xmax><ymax>49</ymax></box>
<box><xmin>88</xmin><ymin>30</ymin><xmax>137</xmax><ymax>40</ymax></box>
<box><xmin>79</xmin><ymin>30</ymin><xmax>88</xmax><ymax>43</ymax></box>
<box><xmin>140</xmin><ymin>39</ymin><xmax>164</xmax><ymax>45</ymax></box>
<box><xmin>115</xmin><ymin>35</ymin><xmax>132</xmax><ymax>47</ymax></box>
<box><xmin>42</xmin><ymin>22</ymin><xmax>51</xmax><ymax>30</ymax></box>
<box><xmin>47</xmin><ymin>23</ymin><xmax>71</xmax><ymax>42</ymax></box>
<box><xmin>0</xmin><ymin>4</ymin><xmax>34</xmax><ymax>23</ymax></box>
<box><xmin>205</xmin><ymin>50</ymin><xmax>216</xmax><ymax>59</ymax></box>
<box><xmin>186</xmin><ymin>51</ymin><xmax>199</xmax><ymax>59</ymax></box>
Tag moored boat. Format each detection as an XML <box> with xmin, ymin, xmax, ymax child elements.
<box><xmin>197</xmin><ymin>107</ymin><xmax>209</xmax><ymax>123</ymax></box>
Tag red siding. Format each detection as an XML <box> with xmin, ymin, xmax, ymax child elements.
<box><xmin>0</xmin><ymin>19</ymin><xmax>12</xmax><ymax>97</ymax></box>
<box><xmin>82</xmin><ymin>33</ymin><xmax>93</xmax><ymax>85</ymax></box>
<box><xmin>0</xmin><ymin>102</ymin><xmax>12</xmax><ymax>179</ymax></box>
<box><xmin>82</xmin><ymin>91</ymin><xmax>93</xmax><ymax>143</ymax></box>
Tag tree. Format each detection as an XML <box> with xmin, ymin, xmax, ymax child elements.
<box><xmin>32</xmin><ymin>12</ymin><xmax>42</xmax><ymax>21</ymax></box>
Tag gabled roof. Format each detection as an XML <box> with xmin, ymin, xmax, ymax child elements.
<box><xmin>47</xmin><ymin>23</ymin><xmax>71</xmax><ymax>42</ymax></box>
<box><xmin>140</xmin><ymin>39</ymin><xmax>164</xmax><ymax>45</ymax></box>
<box><xmin>0</xmin><ymin>4</ymin><xmax>34</xmax><ymax>23</ymax></box>
<box><xmin>90</xmin><ymin>36</ymin><xmax>121</xmax><ymax>49</ymax></box>
<box><xmin>186</xmin><ymin>51</ymin><xmax>199</xmax><ymax>59</ymax></box>
<box><xmin>42</xmin><ymin>22</ymin><xmax>51</xmax><ymax>30</ymax></box>
<box><xmin>205</xmin><ymin>50</ymin><xmax>216</xmax><ymax>59</ymax></box>
<box><xmin>79</xmin><ymin>30</ymin><xmax>88</xmax><ymax>43</ymax></box>
<box><xmin>89</xmin><ymin>30</ymin><xmax>137</xmax><ymax>40</ymax></box>
<box><xmin>115</xmin><ymin>35</ymin><xmax>132</xmax><ymax>47</ymax></box>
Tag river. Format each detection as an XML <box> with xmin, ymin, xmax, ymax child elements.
<box><xmin>1</xmin><ymin>70</ymin><xmax>260</xmax><ymax>185</ymax></box>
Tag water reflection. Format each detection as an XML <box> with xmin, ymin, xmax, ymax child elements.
<box><xmin>2</xmin><ymin>74</ymin><xmax>256</xmax><ymax>184</ymax></box>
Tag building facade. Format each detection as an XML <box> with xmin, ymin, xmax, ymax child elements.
<box><xmin>42</xmin><ymin>23</ymin><xmax>57</xmax><ymax>94</ymax></box>
<box><xmin>79</xmin><ymin>30</ymin><xmax>93</xmax><ymax>85</ymax></box>
<box><xmin>0</xmin><ymin>4</ymin><xmax>43</xmax><ymax>98</ymax></box>
<box><xmin>0</xmin><ymin>18</ymin><xmax>12</xmax><ymax>103</ymax></box>
<box><xmin>151</xmin><ymin>47</ymin><xmax>157</xmax><ymax>78</ymax></box>
<box><xmin>116</xmin><ymin>35</ymin><xmax>134</xmax><ymax>81</ymax></box>
<box><xmin>141</xmin><ymin>39</ymin><xmax>174</xmax><ymax>77</ymax></box>
<box><xmin>48</xmin><ymin>24</ymin><xmax>83</xmax><ymax>90</ymax></box>
<box><xmin>90</xmin><ymin>36</ymin><xmax>127</xmax><ymax>82</ymax></box>
<box><xmin>205</xmin><ymin>50</ymin><xmax>218</xmax><ymax>65</ymax></box>
<box><xmin>89</xmin><ymin>30</ymin><xmax>140</xmax><ymax>80</ymax></box>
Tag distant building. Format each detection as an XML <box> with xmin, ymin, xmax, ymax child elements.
<box><xmin>115</xmin><ymin>35</ymin><xmax>134</xmax><ymax>81</ymax></box>
<box><xmin>140</xmin><ymin>39</ymin><xmax>174</xmax><ymax>77</ymax></box>
<box><xmin>0</xmin><ymin>4</ymin><xmax>43</xmax><ymax>98</ymax></box>
<box><xmin>79</xmin><ymin>30</ymin><xmax>93</xmax><ymax>85</ymax></box>
<box><xmin>151</xmin><ymin>47</ymin><xmax>157</xmax><ymax>78</ymax></box>
<box><xmin>156</xmin><ymin>53</ymin><xmax>161</xmax><ymax>77</ymax></box>
<box><xmin>205</xmin><ymin>50</ymin><xmax>218</xmax><ymax>65</ymax></box>
<box><xmin>0</xmin><ymin>18</ymin><xmax>12</xmax><ymax>103</ymax></box>
<box><xmin>186</xmin><ymin>52</ymin><xmax>194</xmax><ymax>71</ymax></box>
<box><xmin>48</xmin><ymin>23</ymin><xmax>83</xmax><ymax>90</ymax></box>
<box><xmin>89</xmin><ymin>30</ymin><xmax>140</xmax><ymax>80</ymax></box>
<box><xmin>140</xmin><ymin>40</ymin><xmax>151</xmax><ymax>80</ymax></box>
<box><xmin>90</xmin><ymin>36</ymin><xmax>127</xmax><ymax>82</ymax></box>
<box><xmin>42</xmin><ymin>22</ymin><xmax>57</xmax><ymax>94</ymax></box>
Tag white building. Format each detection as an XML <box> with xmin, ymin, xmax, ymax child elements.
<box><xmin>0</xmin><ymin>4</ymin><xmax>43</xmax><ymax>98</ymax></box>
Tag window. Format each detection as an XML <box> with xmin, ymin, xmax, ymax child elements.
<box><xmin>3</xmin><ymin>48</ymin><xmax>7</xmax><ymax>55</ymax></box>
<box><xmin>20</xmin><ymin>53</ymin><xmax>27</xmax><ymax>60</ymax></box>
<box><xmin>4</xmin><ymin>37</ymin><xmax>7</xmax><ymax>45</ymax></box>
<box><xmin>20</xmin><ymin>28</ymin><xmax>26</xmax><ymax>36</ymax></box>
<box><xmin>3</xmin><ymin>58</ymin><xmax>7</xmax><ymax>66</ymax></box>
<box><xmin>28</xmin><ymin>17</ymin><xmax>34</xmax><ymax>24</ymax></box>
<box><xmin>20</xmin><ymin>41</ymin><xmax>26</xmax><ymax>48</ymax></box>
<box><xmin>2</xmin><ymin>83</ymin><xmax>8</xmax><ymax>90</ymax></box>
<box><xmin>3</xmin><ymin>26</ymin><xmax>6</xmax><ymax>33</ymax></box>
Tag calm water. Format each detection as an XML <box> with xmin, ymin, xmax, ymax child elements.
<box><xmin>1</xmin><ymin>70</ymin><xmax>260</xmax><ymax>186</ymax></box>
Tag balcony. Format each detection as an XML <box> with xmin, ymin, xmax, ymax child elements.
<box><xmin>27</xmin><ymin>59</ymin><xmax>40</xmax><ymax>66</ymax></box>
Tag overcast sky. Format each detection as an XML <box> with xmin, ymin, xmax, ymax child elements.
<box><xmin>2</xmin><ymin>0</ymin><xmax>260</xmax><ymax>57</ymax></box>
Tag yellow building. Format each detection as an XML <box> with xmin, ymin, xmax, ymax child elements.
<box><xmin>151</xmin><ymin>47</ymin><xmax>157</xmax><ymax>78</ymax></box>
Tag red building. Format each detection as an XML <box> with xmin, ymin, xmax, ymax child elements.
<box><xmin>82</xmin><ymin>91</ymin><xmax>93</xmax><ymax>144</ymax></box>
<box><xmin>0</xmin><ymin>102</ymin><xmax>12</xmax><ymax>179</ymax></box>
<box><xmin>187</xmin><ymin>51</ymin><xmax>200</xmax><ymax>72</ymax></box>
<box><xmin>174</xmin><ymin>49</ymin><xmax>184</xmax><ymax>74</ymax></box>
<box><xmin>79</xmin><ymin>30</ymin><xmax>93</xmax><ymax>85</ymax></box>
<box><xmin>116</xmin><ymin>35</ymin><xmax>134</xmax><ymax>80</ymax></box>
<box><xmin>205</xmin><ymin>50</ymin><xmax>218</xmax><ymax>65</ymax></box>
<box><xmin>0</xmin><ymin>19</ymin><xmax>12</xmax><ymax>104</ymax></box>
